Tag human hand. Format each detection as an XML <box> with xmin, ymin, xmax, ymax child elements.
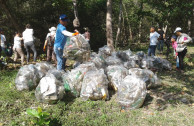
<box><xmin>43</xmin><ymin>46</ymin><xmax>46</xmax><ymax>51</ymax></box>
<box><xmin>174</xmin><ymin>56</ymin><xmax>177</xmax><ymax>59</ymax></box>
<box><xmin>72</xmin><ymin>32</ymin><xmax>79</xmax><ymax>36</ymax></box>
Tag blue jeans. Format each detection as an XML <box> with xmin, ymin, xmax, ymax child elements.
<box><xmin>54</xmin><ymin>47</ymin><xmax>66</xmax><ymax>71</ymax></box>
<box><xmin>157</xmin><ymin>40</ymin><xmax>164</xmax><ymax>52</ymax></box>
<box><xmin>148</xmin><ymin>45</ymin><xmax>157</xmax><ymax>56</ymax></box>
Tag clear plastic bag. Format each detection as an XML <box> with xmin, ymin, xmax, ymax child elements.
<box><xmin>63</xmin><ymin>34</ymin><xmax>91</xmax><ymax>62</ymax></box>
<box><xmin>63</xmin><ymin>62</ymin><xmax>97</xmax><ymax>97</ymax></box>
<box><xmin>117</xmin><ymin>75</ymin><xmax>147</xmax><ymax>109</ymax></box>
<box><xmin>98</xmin><ymin>45</ymin><xmax>112</xmax><ymax>59</ymax></box>
<box><xmin>35</xmin><ymin>73</ymin><xmax>65</xmax><ymax>104</ymax></box>
<box><xmin>90</xmin><ymin>53</ymin><xmax>106</xmax><ymax>69</ymax></box>
<box><xmin>141</xmin><ymin>56</ymin><xmax>155</xmax><ymax>69</ymax></box>
<box><xmin>35</xmin><ymin>62</ymin><xmax>55</xmax><ymax>78</ymax></box>
<box><xmin>15</xmin><ymin>64</ymin><xmax>41</xmax><ymax>91</ymax></box>
<box><xmin>106</xmin><ymin>65</ymin><xmax>128</xmax><ymax>91</ymax></box>
<box><xmin>80</xmin><ymin>69</ymin><xmax>109</xmax><ymax>101</ymax></box>
<box><xmin>128</xmin><ymin>68</ymin><xmax>161</xmax><ymax>88</ymax></box>
<box><xmin>105</xmin><ymin>55</ymin><xmax>122</xmax><ymax>66</ymax></box>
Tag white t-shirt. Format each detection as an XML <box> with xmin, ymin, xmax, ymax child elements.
<box><xmin>22</xmin><ymin>28</ymin><xmax>34</xmax><ymax>43</ymax></box>
<box><xmin>150</xmin><ymin>31</ymin><xmax>160</xmax><ymax>45</ymax></box>
<box><xmin>0</xmin><ymin>34</ymin><xmax>6</xmax><ymax>48</ymax></box>
<box><xmin>13</xmin><ymin>36</ymin><xmax>22</xmax><ymax>49</ymax></box>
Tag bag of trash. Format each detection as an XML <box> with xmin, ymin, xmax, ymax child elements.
<box><xmin>157</xmin><ymin>57</ymin><xmax>172</xmax><ymax>70</ymax></box>
<box><xmin>141</xmin><ymin>56</ymin><xmax>154</xmax><ymax>69</ymax></box>
<box><xmin>98</xmin><ymin>45</ymin><xmax>112</xmax><ymax>59</ymax></box>
<box><xmin>90</xmin><ymin>53</ymin><xmax>106</xmax><ymax>69</ymax></box>
<box><xmin>116</xmin><ymin>51</ymin><xmax>129</xmax><ymax>62</ymax></box>
<box><xmin>63</xmin><ymin>34</ymin><xmax>91</xmax><ymax>62</ymax></box>
<box><xmin>128</xmin><ymin>68</ymin><xmax>161</xmax><ymax>88</ymax></box>
<box><xmin>123</xmin><ymin>55</ymin><xmax>140</xmax><ymax>69</ymax></box>
<box><xmin>80</xmin><ymin>69</ymin><xmax>109</xmax><ymax>101</ymax></box>
<box><xmin>35</xmin><ymin>74</ymin><xmax>65</xmax><ymax>104</ymax></box>
<box><xmin>15</xmin><ymin>64</ymin><xmax>41</xmax><ymax>91</ymax></box>
<box><xmin>136</xmin><ymin>51</ymin><xmax>145</xmax><ymax>60</ymax></box>
<box><xmin>35</xmin><ymin>62</ymin><xmax>54</xmax><ymax>78</ymax></box>
<box><xmin>47</xmin><ymin>69</ymin><xmax>65</xmax><ymax>82</ymax></box>
<box><xmin>105</xmin><ymin>54</ymin><xmax>122</xmax><ymax>66</ymax></box>
<box><xmin>117</xmin><ymin>75</ymin><xmax>147</xmax><ymax>109</ymax></box>
<box><xmin>106</xmin><ymin>65</ymin><xmax>128</xmax><ymax>91</ymax></box>
<box><xmin>63</xmin><ymin>62</ymin><xmax>97</xmax><ymax>97</ymax></box>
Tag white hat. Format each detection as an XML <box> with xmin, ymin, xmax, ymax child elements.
<box><xmin>49</xmin><ymin>27</ymin><xmax>56</xmax><ymax>32</ymax></box>
<box><xmin>174</xmin><ymin>27</ymin><xmax>182</xmax><ymax>33</ymax></box>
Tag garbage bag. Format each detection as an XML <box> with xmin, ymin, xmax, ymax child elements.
<box><xmin>35</xmin><ymin>74</ymin><xmax>64</xmax><ymax>104</ymax></box>
<box><xmin>136</xmin><ymin>51</ymin><xmax>145</xmax><ymax>60</ymax></box>
<box><xmin>105</xmin><ymin>54</ymin><xmax>122</xmax><ymax>66</ymax></box>
<box><xmin>116</xmin><ymin>51</ymin><xmax>129</xmax><ymax>62</ymax></box>
<box><xmin>80</xmin><ymin>69</ymin><xmax>109</xmax><ymax>101</ymax></box>
<box><xmin>117</xmin><ymin>75</ymin><xmax>147</xmax><ymax>109</ymax></box>
<box><xmin>123</xmin><ymin>55</ymin><xmax>140</xmax><ymax>69</ymax></box>
<box><xmin>128</xmin><ymin>68</ymin><xmax>161</xmax><ymax>88</ymax></box>
<box><xmin>35</xmin><ymin>62</ymin><xmax>54</xmax><ymax>78</ymax></box>
<box><xmin>15</xmin><ymin>64</ymin><xmax>41</xmax><ymax>91</ymax></box>
<box><xmin>63</xmin><ymin>34</ymin><xmax>91</xmax><ymax>62</ymax></box>
<box><xmin>63</xmin><ymin>62</ymin><xmax>97</xmax><ymax>97</ymax></box>
<box><xmin>90</xmin><ymin>53</ymin><xmax>106</xmax><ymax>69</ymax></box>
<box><xmin>157</xmin><ymin>57</ymin><xmax>172</xmax><ymax>70</ymax></box>
<box><xmin>106</xmin><ymin>65</ymin><xmax>128</xmax><ymax>91</ymax></box>
<box><xmin>47</xmin><ymin>69</ymin><xmax>65</xmax><ymax>82</ymax></box>
<box><xmin>98</xmin><ymin>45</ymin><xmax>112</xmax><ymax>59</ymax></box>
<box><xmin>141</xmin><ymin>56</ymin><xmax>155</xmax><ymax>69</ymax></box>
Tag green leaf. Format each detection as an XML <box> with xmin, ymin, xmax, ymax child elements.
<box><xmin>26</xmin><ymin>109</ymin><xmax>40</xmax><ymax>118</ymax></box>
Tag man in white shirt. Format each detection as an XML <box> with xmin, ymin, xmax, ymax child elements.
<box><xmin>148</xmin><ymin>27</ymin><xmax>160</xmax><ymax>56</ymax></box>
<box><xmin>0</xmin><ymin>28</ymin><xmax>7</xmax><ymax>56</ymax></box>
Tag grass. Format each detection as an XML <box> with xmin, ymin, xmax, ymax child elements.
<box><xmin>0</xmin><ymin>44</ymin><xmax>194</xmax><ymax>126</ymax></box>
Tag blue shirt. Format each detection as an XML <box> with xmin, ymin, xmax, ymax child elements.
<box><xmin>54</xmin><ymin>24</ymin><xmax>67</xmax><ymax>49</ymax></box>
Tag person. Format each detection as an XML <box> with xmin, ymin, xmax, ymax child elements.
<box><xmin>43</xmin><ymin>27</ymin><xmax>57</xmax><ymax>63</ymax></box>
<box><xmin>83</xmin><ymin>27</ymin><xmax>90</xmax><ymax>43</ymax></box>
<box><xmin>22</xmin><ymin>24</ymin><xmax>37</xmax><ymax>63</ymax></box>
<box><xmin>148</xmin><ymin>27</ymin><xmax>160</xmax><ymax>56</ymax></box>
<box><xmin>171</xmin><ymin>35</ymin><xmax>179</xmax><ymax>69</ymax></box>
<box><xmin>13</xmin><ymin>32</ymin><xmax>25</xmax><ymax>65</ymax></box>
<box><xmin>174</xmin><ymin>27</ymin><xmax>192</xmax><ymax>71</ymax></box>
<box><xmin>54</xmin><ymin>14</ymin><xmax>79</xmax><ymax>70</ymax></box>
<box><xmin>157</xmin><ymin>28</ymin><xmax>165</xmax><ymax>54</ymax></box>
<box><xmin>0</xmin><ymin>28</ymin><xmax>7</xmax><ymax>57</ymax></box>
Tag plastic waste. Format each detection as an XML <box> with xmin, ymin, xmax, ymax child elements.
<box><xmin>15</xmin><ymin>64</ymin><xmax>41</xmax><ymax>91</ymax></box>
<box><xmin>90</xmin><ymin>53</ymin><xmax>106</xmax><ymax>69</ymax></box>
<box><xmin>123</xmin><ymin>55</ymin><xmax>140</xmax><ymax>69</ymax></box>
<box><xmin>35</xmin><ymin>62</ymin><xmax>55</xmax><ymax>78</ymax></box>
<box><xmin>98</xmin><ymin>45</ymin><xmax>112</xmax><ymax>59</ymax></box>
<box><xmin>105</xmin><ymin>54</ymin><xmax>122</xmax><ymax>66</ymax></box>
<box><xmin>63</xmin><ymin>34</ymin><xmax>91</xmax><ymax>62</ymax></box>
<box><xmin>35</xmin><ymin>73</ymin><xmax>65</xmax><ymax>104</ymax></box>
<box><xmin>128</xmin><ymin>68</ymin><xmax>161</xmax><ymax>88</ymax></box>
<box><xmin>80</xmin><ymin>69</ymin><xmax>109</xmax><ymax>101</ymax></box>
<box><xmin>106</xmin><ymin>65</ymin><xmax>128</xmax><ymax>91</ymax></box>
<box><xmin>63</xmin><ymin>62</ymin><xmax>97</xmax><ymax>97</ymax></box>
<box><xmin>117</xmin><ymin>75</ymin><xmax>147</xmax><ymax>109</ymax></box>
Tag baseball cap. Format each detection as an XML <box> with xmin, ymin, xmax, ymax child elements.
<box><xmin>171</xmin><ymin>35</ymin><xmax>177</xmax><ymax>40</ymax></box>
<box><xmin>59</xmin><ymin>14</ymin><xmax>69</xmax><ymax>22</ymax></box>
<box><xmin>174</xmin><ymin>27</ymin><xmax>182</xmax><ymax>33</ymax></box>
<box><xmin>49</xmin><ymin>27</ymin><xmax>56</xmax><ymax>32</ymax></box>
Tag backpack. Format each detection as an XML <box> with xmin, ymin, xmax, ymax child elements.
<box><xmin>47</xmin><ymin>35</ymin><xmax>55</xmax><ymax>47</ymax></box>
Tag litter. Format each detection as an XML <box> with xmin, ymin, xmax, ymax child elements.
<box><xmin>80</xmin><ymin>69</ymin><xmax>109</xmax><ymax>101</ymax></box>
<box><xmin>34</xmin><ymin>62</ymin><xmax>55</xmax><ymax>78</ymax></box>
<box><xmin>63</xmin><ymin>62</ymin><xmax>97</xmax><ymax>97</ymax></box>
<box><xmin>35</xmin><ymin>73</ymin><xmax>64</xmax><ymax>104</ymax></box>
<box><xmin>98</xmin><ymin>45</ymin><xmax>112</xmax><ymax>59</ymax></box>
<box><xmin>117</xmin><ymin>75</ymin><xmax>147</xmax><ymax>109</ymax></box>
<box><xmin>15</xmin><ymin>64</ymin><xmax>41</xmax><ymax>91</ymax></box>
<box><xmin>106</xmin><ymin>65</ymin><xmax>128</xmax><ymax>91</ymax></box>
<box><xmin>90</xmin><ymin>53</ymin><xmax>106</xmax><ymax>69</ymax></box>
<box><xmin>63</xmin><ymin>34</ymin><xmax>91</xmax><ymax>62</ymax></box>
<box><xmin>105</xmin><ymin>53</ymin><xmax>122</xmax><ymax>66</ymax></box>
<box><xmin>128</xmin><ymin>68</ymin><xmax>161</xmax><ymax>88</ymax></box>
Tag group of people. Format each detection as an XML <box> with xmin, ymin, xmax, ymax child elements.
<box><xmin>148</xmin><ymin>27</ymin><xmax>192</xmax><ymax>72</ymax></box>
<box><xmin>1</xmin><ymin>14</ymin><xmax>192</xmax><ymax>72</ymax></box>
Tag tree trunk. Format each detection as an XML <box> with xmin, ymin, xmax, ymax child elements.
<box><xmin>138</xmin><ymin>1</ymin><xmax>143</xmax><ymax>44</ymax></box>
<box><xmin>191</xmin><ymin>8</ymin><xmax>194</xmax><ymax>36</ymax></box>
<box><xmin>115</xmin><ymin>0</ymin><xmax>122</xmax><ymax>48</ymax></box>
<box><xmin>106</xmin><ymin>0</ymin><xmax>114</xmax><ymax>51</ymax></box>
<box><xmin>123</xmin><ymin>3</ymin><xmax>133</xmax><ymax>41</ymax></box>
<box><xmin>0</xmin><ymin>0</ymin><xmax>22</xmax><ymax>32</ymax></box>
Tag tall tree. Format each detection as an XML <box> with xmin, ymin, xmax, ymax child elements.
<box><xmin>115</xmin><ymin>0</ymin><xmax>122</xmax><ymax>48</ymax></box>
<box><xmin>0</xmin><ymin>0</ymin><xmax>22</xmax><ymax>32</ymax></box>
<box><xmin>106</xmin><ymin>0</ymin><xmax>114</xmax><ymax>51</ymax></box>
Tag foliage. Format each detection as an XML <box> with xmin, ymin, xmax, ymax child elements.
<box><xmin>26</xmin><ymin>107</ymin><xmax>50</xmax><ymax>126</ymax></box>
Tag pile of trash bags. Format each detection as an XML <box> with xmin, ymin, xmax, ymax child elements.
<box><xmin>15</xmin><ymin>45</ymin><xmax>172</xmax><ymax>109</ymax></box>
<box><xmin>63</xmin><ymin>34</ymin><xmax>91</xmax><ymax>63</ymax></box>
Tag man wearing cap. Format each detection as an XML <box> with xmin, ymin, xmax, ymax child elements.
<box><xmin>54</xmin><ymin>14</ymin><xmax>79</xmax><ymax>70</ymax></box>
<box><xmin>0</xmin><ymin>28</ymin><xmax>7</xmax><ymax>57</ymax></box>
<box><xmin>174</xmin><ymin>27</ymin><xmax>192</xmax><ymax>71</ymax></box>
<box><xmin>43</xmin><ymin>27</ymin><xmax>57</xmax><ymax>63</ymax></box>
